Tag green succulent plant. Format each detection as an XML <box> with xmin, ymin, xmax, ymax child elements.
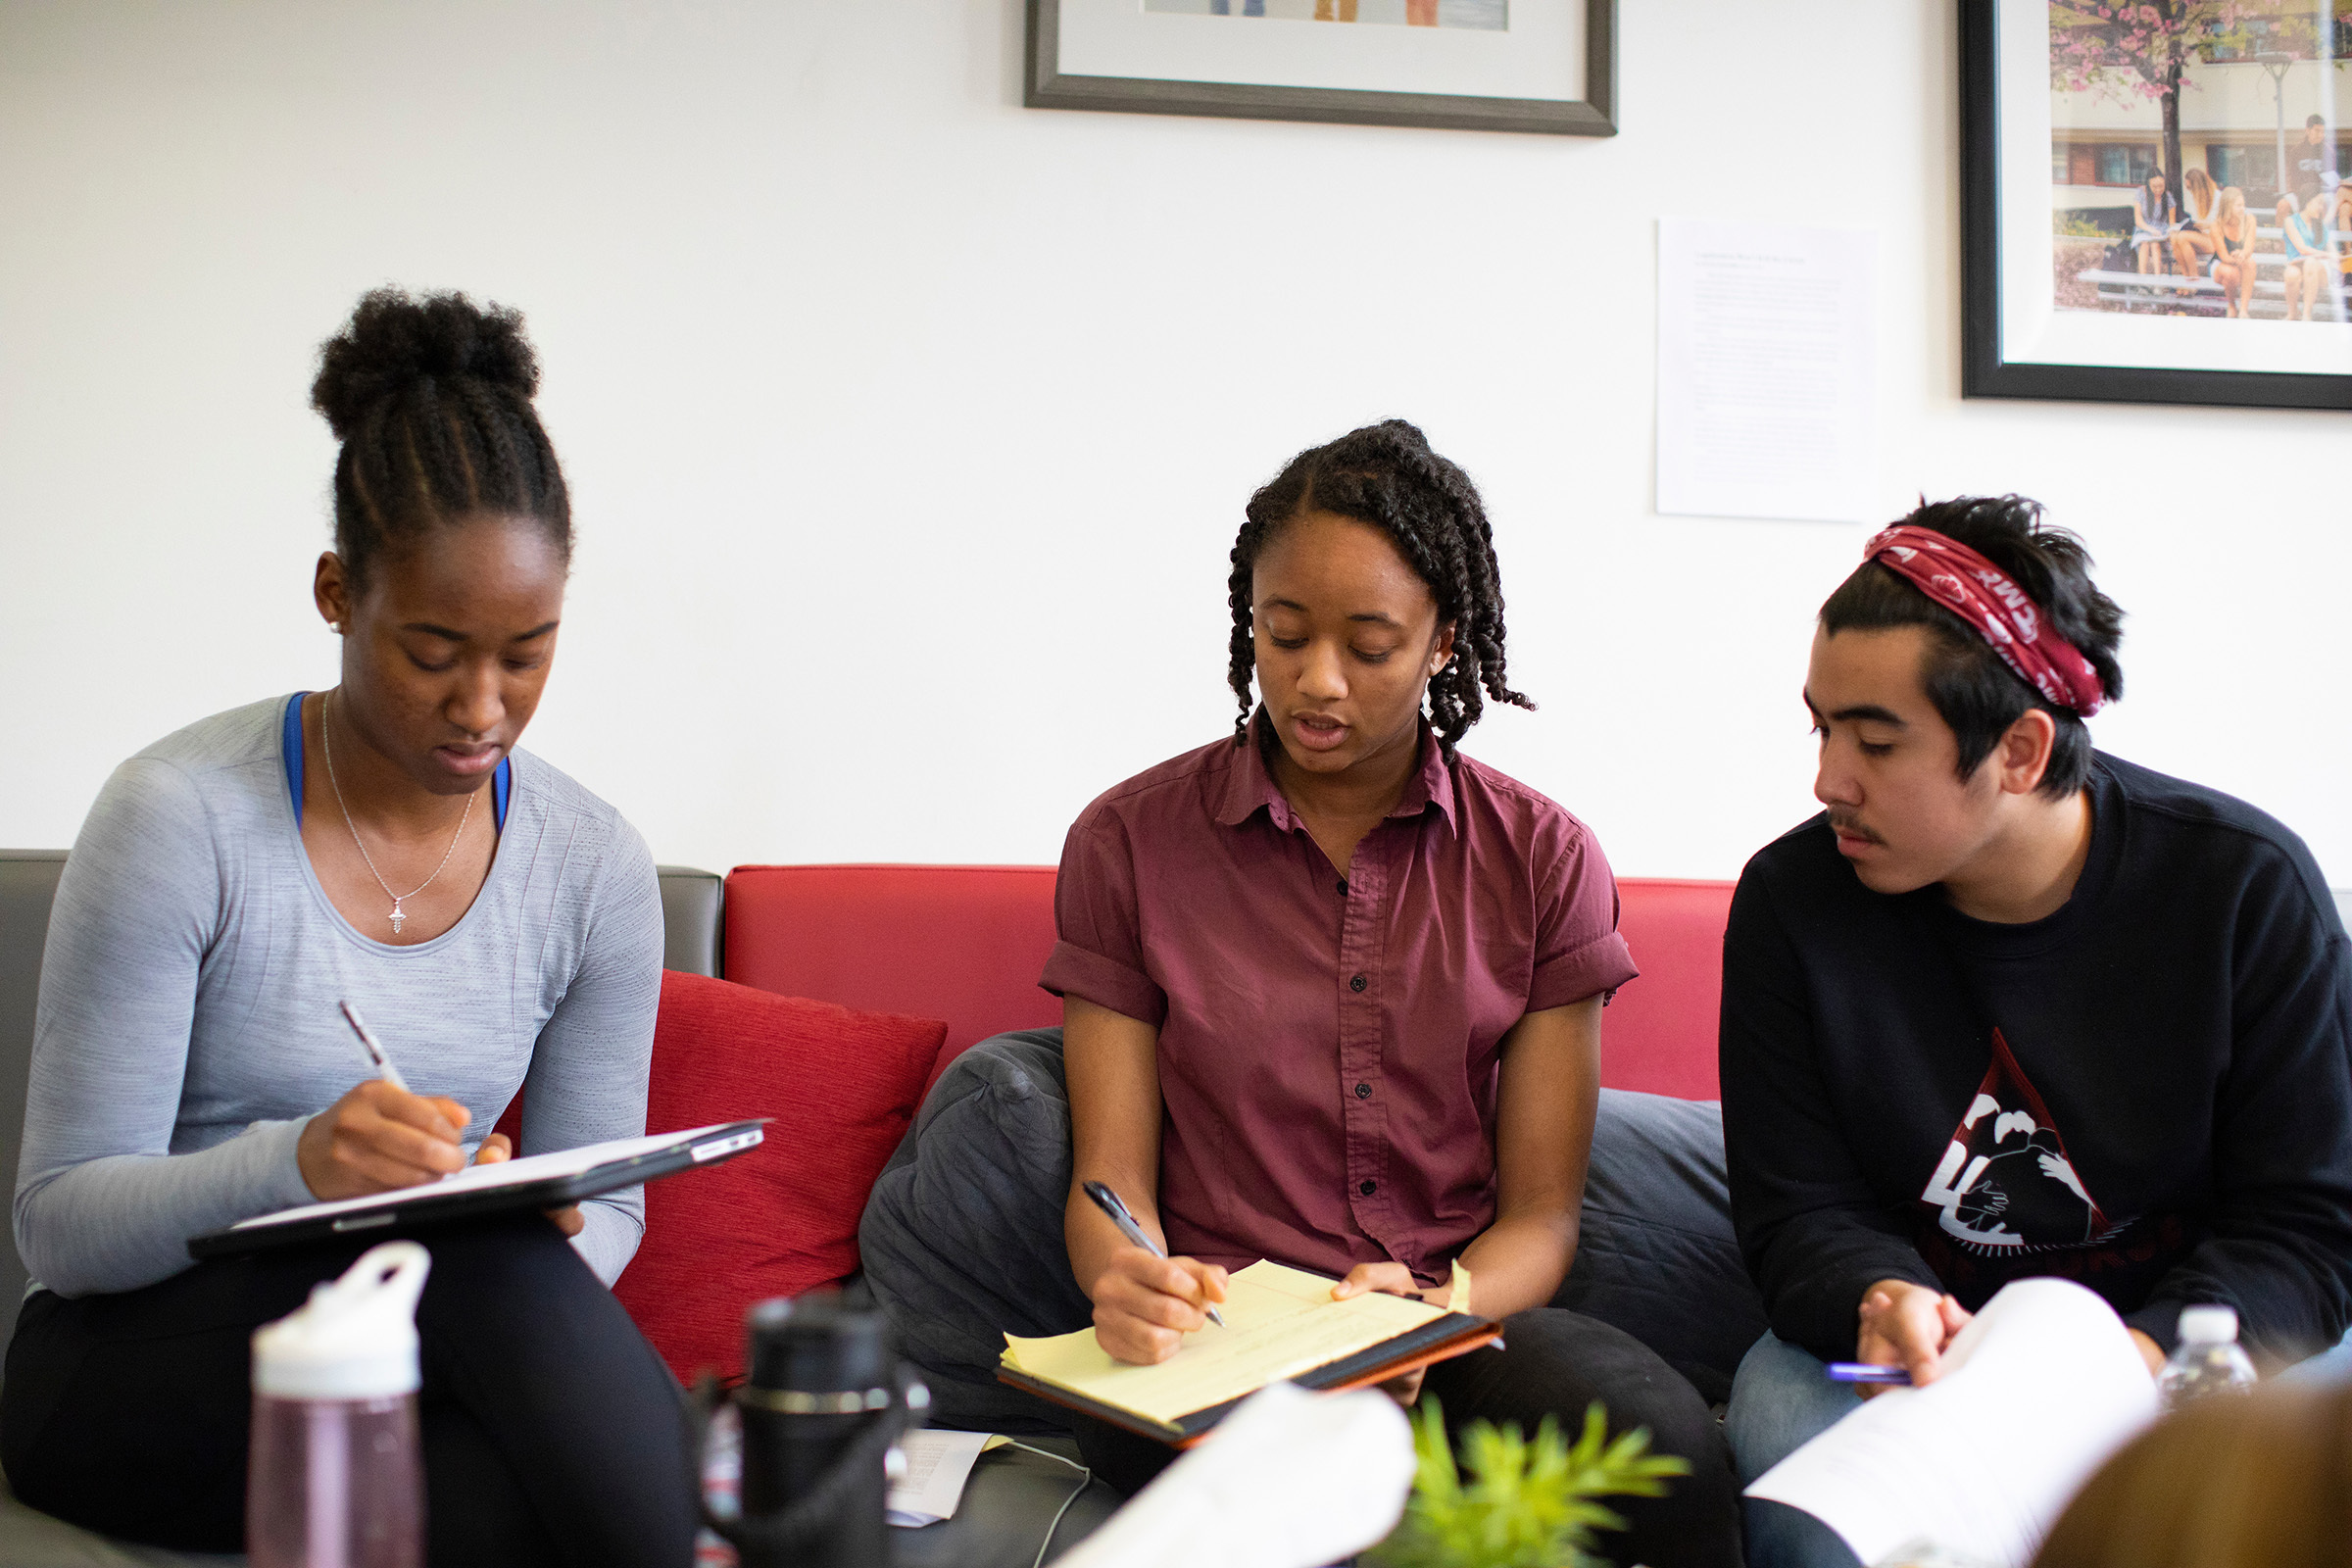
<box><xmin>1365</xmin><ymin>1396</ymin><xmax>1689</xmax><ymax>1568</ymax></box>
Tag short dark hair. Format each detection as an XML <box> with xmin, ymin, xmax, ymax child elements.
<box><xmin>1819</xmin><ymin>496</ymin><xmax>2125</xmax><ymax>798</ymax></box>
<box><xmin>1227</xmin><ymin>419</ymin><xmax>1532</xmax><ymax>758</ymax></box>
<box><xmin>311</xmin><ymin>289</ymin><xmax>570</xmax><ymax>592</ymax></box>
<box><xmin>2308</xmin><ymin>113</ymin><xmax>2327</xmax><ymax>128</ymax></box>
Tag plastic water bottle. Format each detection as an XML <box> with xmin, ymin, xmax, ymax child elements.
<box><xmin>247</xmin><ymin>1242</ymin><xmax>432</xmax><ymax>1568</ymax></box>
<box><xmin>2155</xmin><ymin>1303</ymin><xmax>2257</xmax><ymax>1411</ymax></box>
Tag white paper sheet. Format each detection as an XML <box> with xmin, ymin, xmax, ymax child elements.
<box><xmin>886</xmin><ymin>1430</ymin><xmax>1000</xmax><ymax>1528</ymax></box>
<box><xmin>1745</xmin><ymin>1279</ymin><xmax>2160</xmax><ymax>1568</ymax></box>
<box><xmin>1655</xmin><ymin>218</ymin><xmax>1878</xmax><ymax>524</ymax></box>
<box><xmin>1053</xmin><ymin>1382</ymin><xmax>1413</xmax><ymax>1568</ymax></box>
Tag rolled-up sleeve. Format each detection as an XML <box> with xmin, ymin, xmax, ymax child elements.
<box><xmin>1525</xmin><ymin>816</ymin><xmax>1639</xmax><ymax>1013</ymax></box>
<box><xmin>1040</xmin><ymin>811</ymin><xmax>1168</xmax><ymax>1027</ymax></box>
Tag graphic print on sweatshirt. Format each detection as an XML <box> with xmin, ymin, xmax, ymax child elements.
<box><xmin>1918</xmin><ymin>1029</ymin><xmax>2118</xmax><ymax>1254</ymax></box>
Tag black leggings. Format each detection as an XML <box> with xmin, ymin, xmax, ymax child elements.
<box><xmin>0</xmin><ymin>1217</ymin><xmax>697</xmax><ymax>1568</ymax></box>
<box><xmin>1068</xmin><ymin>1306</ymin><xmax>1743</xmax><ymax>1568</ymax></box>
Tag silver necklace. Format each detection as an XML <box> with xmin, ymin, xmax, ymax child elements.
<box><xmin>319</xmin><ymin>693</ymin><xmax>473</xmax><ymax>936</ymax></box>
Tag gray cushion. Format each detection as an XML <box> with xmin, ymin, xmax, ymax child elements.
<box><xmin>1552</xmin><ymin>1089</ymin><xmax>1767</xmax><ymax>1405</ymax></box>
<box><xmin>893</xmin><ymin>1436</ymin><xmax>1115</xmax><ymax>1568</ymax></box>
<box><xmin>859</xmin><ymin>1029</ymin><xmax>1094</xmax><ymax>1434</ymax></box>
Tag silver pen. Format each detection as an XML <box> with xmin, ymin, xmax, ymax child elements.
<box><xmin>337</xmin><ymin>1000</ymin><xmax>413</xmax><ymax>1093</ymax></box>
<box><xmin>1083</xmin><ymin>1179</ymin><xmax>1225</xmax><ymax>1328</ymax></box>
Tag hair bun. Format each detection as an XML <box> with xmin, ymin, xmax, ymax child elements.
<box><xmin>311</xmin><ymin>288</ymin><xmax>541</xmax><ymax>440</ymax></box>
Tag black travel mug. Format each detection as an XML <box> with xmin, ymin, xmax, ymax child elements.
<box><xmin>731</xmin><ymin>1290</ymin><xmax>903</xmax><ymax>1568</ymax></box>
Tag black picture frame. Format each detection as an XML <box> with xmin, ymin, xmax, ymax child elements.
<box><xmin>1025</xmin><ymin>0</ymin><xmax>1616</xmax><ymax>137</ymax></box>
<box><xmin>1959</xmin><ymin>1</ymin><xmax>2351</xmax><ymax>412</ymax></box>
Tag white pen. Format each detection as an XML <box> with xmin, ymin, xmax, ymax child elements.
<box><xmin>337</xmin><ymin>1000</ymin><xmax>413</xmax><ymax>1093</ymax></box>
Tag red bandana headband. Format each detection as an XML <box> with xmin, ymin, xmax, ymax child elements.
<box><xmin>1863</xmin><ymin>525</ymin><xmax>2107</xmax><ymax>716</ymax></box>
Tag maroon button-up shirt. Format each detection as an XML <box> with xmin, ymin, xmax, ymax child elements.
<box><xmin>1042</xmin><ymin>720</ymin><xmax>1639</xmax><ymax>1286</ymax></box>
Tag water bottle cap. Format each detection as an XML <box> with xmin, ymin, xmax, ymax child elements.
<box><xmin>2178</xmin><ymin>1304</ymin><xmax>2238</xmax><ymax>1346</ymax></box>
<box><xmin>745</xmin><ymin>1290</ymin><xmax>889</xmax><ymax>1395</ymax></box>
<box><xmin>252</xmin><ymin>1241</ymin><xmax>431</xmax><ymax>1400</ymax></box>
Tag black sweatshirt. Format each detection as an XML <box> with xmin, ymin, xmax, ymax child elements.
<box><xmin>1721</xmin><ymin>754</ymin><xmax>2352</xmax><ymax>1368</ymax></box>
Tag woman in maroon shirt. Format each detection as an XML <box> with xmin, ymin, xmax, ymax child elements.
<box><xmin>1042</xmin><ymin>421</ymin><xmax>1740</xmax><ymax>1568</ymax></box>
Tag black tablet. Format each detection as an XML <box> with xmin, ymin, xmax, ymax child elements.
<box><xmin>189</xmin><ymin>1119</ymin><xmax>767</xmax><ymax>1259</ymax></box>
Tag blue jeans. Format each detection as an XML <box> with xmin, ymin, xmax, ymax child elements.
<box><xmin>1723</xmin><ymin>1334</ymin><xmax>1866</xmax><ymax>1568</ymax></box>
<box><xmin>2278</xmin><ymin>1326</ymin><xmax>2352</xmax><ymax>1386</ymax></box>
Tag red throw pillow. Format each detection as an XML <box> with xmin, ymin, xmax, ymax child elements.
<box><xmin>611</xmin><ymin>970</ymin><xmax>948</xmax><ymax>1384</ymax></box>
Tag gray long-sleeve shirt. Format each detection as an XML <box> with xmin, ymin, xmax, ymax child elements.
<box><xmin>15</xmin><ymin>696</ymin><xmax>663</xmax><ymax>1298</ymax></box>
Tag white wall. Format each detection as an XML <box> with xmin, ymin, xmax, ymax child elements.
<box><xmin>3</xmin><ymin>1</ymin><xmax>2347</xmax><ymax>886</ymax></box>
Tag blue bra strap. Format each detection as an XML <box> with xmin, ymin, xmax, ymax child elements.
<box><xmin>282</xmin><ymin>690</ymin><xmax>512</xmax><ymax>833</ymax></box>
<box><xmin>283</xmin><ymin>692</ymin><xmax>308</xmax><ymax>828</ymax></box>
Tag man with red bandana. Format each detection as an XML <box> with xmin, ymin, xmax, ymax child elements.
<box><xmin>1716</xmin><ymin>495</ymin><xmax>2352</xmax><ymax>1568</ymax></box>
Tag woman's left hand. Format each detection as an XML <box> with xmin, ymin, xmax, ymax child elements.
<box><xmin>1332</xmin><ymin>1262</ymin><xmax>1449</xmax><ymax>1404</ymax></box>
<box><xmin>471</xmin><ymin>1133</ymin><xmax>586</xmax><ymax>1238</ymax></box>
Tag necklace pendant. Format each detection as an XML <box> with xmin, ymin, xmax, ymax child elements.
<box><xmin>389</xmin><ymin>900</ymin><xmax>407</xmax><ymax>935</ymax></box>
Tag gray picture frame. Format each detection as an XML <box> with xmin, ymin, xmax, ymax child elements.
<box><xmin>1025</xmin><ymin>0</ymin><xmax>1616</xmax><ymax>136</ymax></box>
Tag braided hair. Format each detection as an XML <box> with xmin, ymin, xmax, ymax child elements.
<box><xmin>311</xmin><ymin>289</ymin><xmax>570</xmax><ymax>590</ymax></box>
<box><xmin>1227</xmin><ymin>420</ymin><xmax>1532</xmax><ymax>758</ymax></box>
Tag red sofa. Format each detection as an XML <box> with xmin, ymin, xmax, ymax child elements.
<box><xmin>721</xmin><ymin>864</ymin><xmax>1732</xmax><ymax>1101</ymax></box>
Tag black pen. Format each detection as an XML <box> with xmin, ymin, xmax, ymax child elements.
<box><xmin>1082</xmin><ymin>1179</ymin><xmax>1226</xmax><ymax>1328</ymax></box>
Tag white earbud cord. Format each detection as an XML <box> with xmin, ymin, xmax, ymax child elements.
<box><xmin>995</xmin><ymin>1439</ymin><xmax>1094</xmax><ymax>1568</ymax></box>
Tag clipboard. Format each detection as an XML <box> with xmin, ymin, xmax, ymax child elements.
<box><xmin>999</xmin><ymin>1308</ymin><xmax>1502</xmax><ymax>1447</ymax></box>
<box><xmin>188</xmin><ymin>1119</ymin><xmax>767</xmax><ymax>1260</ymax></box>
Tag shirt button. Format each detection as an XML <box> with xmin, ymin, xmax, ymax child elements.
<box><xmin>1358</xmin><ymin>1180</ymin><xmax>1377</xmax><ymax>1196</ymax></box>
<box><xmin>1337</xmin><ymin>877</ymin><xmax>1349</xmax><ymax>896</ymax></box>
<box><xmin>1348</xmin><ymin>973</ymin><xmax>1367</xmax><ymax>993</ymax></box>
<box><xmin>1354</xmin><ymin>1082</ymin><xmax>1371</xmax><ymax>1100</ymax></box>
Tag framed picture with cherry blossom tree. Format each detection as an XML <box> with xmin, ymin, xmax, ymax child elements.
<box><xmin>1961</xmin><ymin>0</ymin><xmax>2352</xmax><ymax>409</ymax></box>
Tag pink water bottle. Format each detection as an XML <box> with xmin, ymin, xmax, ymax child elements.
<box><xmin>247</xmin><ymin>1241</ymin><xmax>432</xmax><ymax>1568</ymax></box>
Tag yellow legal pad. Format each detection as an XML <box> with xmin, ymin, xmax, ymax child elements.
<box><xmin>998</xmin><ymin>1260</ymin><xmax>1494</xmax><ymax>1445</ymax></box>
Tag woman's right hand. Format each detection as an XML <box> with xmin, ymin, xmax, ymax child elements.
<box><xmin>296</xmin><ymin>1079</ymin><xmax>472</xmax><ymax>1200</ymax></box>
<box><xmin>1090</xmin><ymin>1246</ymin><xmax>1229</xmax><ymax>1365</ymax></box>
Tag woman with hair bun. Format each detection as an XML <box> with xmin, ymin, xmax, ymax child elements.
<box><xmin>2</xmin><ymin>290</ymin><xmax>695</xmax><ymax>1563</ymax></box>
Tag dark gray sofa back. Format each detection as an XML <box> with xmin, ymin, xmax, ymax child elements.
<box><xmin>657</xmin><ymin>865</ymin><xmax>724</xmax><ymax>978</ymax></box>
<box><xmin>0</xmin><ymin>852</ymin><xmax>68</xmax><ymax>1349</ymax></box>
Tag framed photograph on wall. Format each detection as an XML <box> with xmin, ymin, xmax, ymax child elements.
<box><xmin>1026</xmin><ymin>0</ymin><xmax>1615</xmax><ymax>136</ymax></box>
<box><xmin>1961</xmin><ymin>0</ymin><xmax>2352</xmax><ymax>410</ymax></box>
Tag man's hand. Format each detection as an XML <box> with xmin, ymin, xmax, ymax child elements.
<box><xmin>1332</xmin><ymin>1262</ymin><xmax>1449</xmax><ymax>1403</ymax></box>
<box><xmin>1856</xmin><ymin>1279</ymin><xmax>1973</xmax><ymax>1392</ymax></box>
<box><xmin>470</xmin><ymin>1133</ymin><xmax>585</xmax><ymax>1238</ymax></box>
<box><xmin>2127</xmin><ymin>1328</ymin><xmax>2166</xmax><ymax>1378</ymax></box>
<box><xmin>1091</xmin><ymin>1247</ymin><xmax>1228</xmax><ymax>1365</ymax></box>
<box><xmin>297</xmin><ymin>1080</ymin><xmax>469</xmax><ymax>1200</ymax></box>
